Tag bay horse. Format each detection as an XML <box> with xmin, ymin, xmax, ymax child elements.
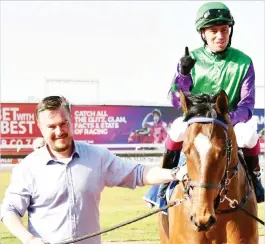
<box><xmin>158</xmin><ymin>90</ymin><xmax>258</xmax><ymax>244</ymax></box>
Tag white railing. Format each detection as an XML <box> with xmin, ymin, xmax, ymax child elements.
<box><xmin>1</xmin><ymin>142</ymin><xmax>264</xmax><ymax>154</ymax></box>
<box><xmin>0</xmin><ymin>143</ymin><xmax>165</xmax><ymax>172</ymax></box>
<box><xmin>1</xmin><ymin>143</ymin><xmax>264</xmax><ymax>173</ymax></box>
<box><xmin>0</xmin><ymin>143</ymin><xmax>166</xmax><ymax>156</ymax></box>
<box><xmin>0</xmin><ymin>142</ymin><xmax>264</xmax><ymax>155</ymax></box>
<box><xmin>0</xmin><ymin>142</ymin><xmax>264</xmax><ymax>153</ymax></box>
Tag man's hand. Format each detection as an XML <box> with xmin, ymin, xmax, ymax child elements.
<box><xmin>180</xmin><ymin>47</ymin><xmax>196</xmax><ymax>75</ymax></box>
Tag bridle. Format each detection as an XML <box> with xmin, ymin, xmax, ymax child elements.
<box><xmin>179</xmin><ymin>117</ymin><xmax>241</xmax><ymax>209</ymax></box>
<box><xmin>175</xmin><ymin>116</ymin><xmax>265</xmax><ymax>224</ymax></box>
<box><xmin>184</xmin><ymin>117</ymin><xmax>232</xmax><ymax>190</ymax></box>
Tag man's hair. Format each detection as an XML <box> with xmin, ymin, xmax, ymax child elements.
<box><xmin>36</xmin><ymin>96</ymin><xmax>71</xmax><ymax>118</ymax></box>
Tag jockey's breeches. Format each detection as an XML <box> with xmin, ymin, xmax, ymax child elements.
<box><xmin>166</xmin><ymin>116</ymin><xmax>260</xmax><ymax>156</ymax></box>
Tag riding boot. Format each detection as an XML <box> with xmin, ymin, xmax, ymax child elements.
<box><xmin>244</xmin><ymin>155</ymin><xmax>264</xmax><ymax>203</ymax></box>
<box><xmin>157</xmin><ymin>149</ymin><xmax>181</xmax><ymax>200</ymax></box>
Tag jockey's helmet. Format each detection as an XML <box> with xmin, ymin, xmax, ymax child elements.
<box><xmin>152</xmin><ymin>109</ymin><xmax>162</xmax><ymax>117</ymax></box>
<box><xmin>195</xmin><ymin>2</ymin><xmax>235</xmax><ymax>32</ymax></box>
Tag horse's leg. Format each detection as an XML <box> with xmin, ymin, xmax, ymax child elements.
<box><xmin>158</xmin><ymin>212</ymin><xmax>169</xmax><ymax>244</ymax></box>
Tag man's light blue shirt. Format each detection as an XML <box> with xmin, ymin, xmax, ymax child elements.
<box><xmin>1</xmin><ymin>141</ymin><xmax>145</xmax><ymax>244</ymax></box>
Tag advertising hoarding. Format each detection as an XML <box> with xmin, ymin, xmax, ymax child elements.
<box><xmin>72</xmin><ymin>105</ymin><xmax>182</xmax><ymax>144</ymax></box>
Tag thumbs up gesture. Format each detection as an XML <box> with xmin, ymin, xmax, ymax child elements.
<box><xmin>180</xmin><ymin>47</ymin><xmax>196</xmax><ymax>75</ymax></box>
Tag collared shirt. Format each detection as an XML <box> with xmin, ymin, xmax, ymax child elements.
<box><xmin>1</xmin><ymin>141</ymin><xmax>145</xmax><ymax>244</ymax></box>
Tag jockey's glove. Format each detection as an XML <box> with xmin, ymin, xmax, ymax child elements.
<box><xmin>180</xmin><ymin>46</ymin><xmax>196</xmax><ymax>75</ymax></box>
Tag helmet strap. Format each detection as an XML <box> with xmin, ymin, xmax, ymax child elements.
<box><xmin>228</xmin><ymin>25</ymin><xmax>233</xmax><ymax>46</ymax></box>
<box><xmin>200</xmin><ymin>32</ymin><xmax>207</xmax><ymax>46</ymax></box>
<box><xmin>200</xmin><ymin>31</ymin><xmax>207</xmax><ymax>46</ymax></box>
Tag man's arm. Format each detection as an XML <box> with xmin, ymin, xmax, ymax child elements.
<box><xmin>101</xmin><ymin>148</ymin><xmax>176</xmax><ymax>187</ymax></box>
<box><xmin>229</xmin><ymin>62</ymin><xmax>255</xmax><ymax>125</ymax></box>
<box><xmin>0</xmin><ymin>164</ymin><xmax>43</xmax><ymax>244</ymax></box>
<box><xmin>168</xmin><ymin>47</ymin><xmax>195</xmax><ymax>109</ymax></box>
<box><xmin>142</xmin><ymin>166</ymin><xmax>175</xmax><ymax>185</ymax></box>
<box><xmin>142</xmin><ymin>113</ymin><xmax>153</xmax><ymax>128</ymax></box>
<box><xmin>168</xmin><ymin>63</ymin><xmax>193</xmax><ymax>109</ymax></box>
<box><xmin>2</xmin><ymin>213</ymin><xmax>42</xmax><ymax>244</ymax></box>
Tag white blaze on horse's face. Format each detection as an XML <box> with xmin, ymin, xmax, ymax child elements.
<box><xmin>193</xmin><ymin>133</ymin><xmax>212</xmax><ymax>178</ymax></box>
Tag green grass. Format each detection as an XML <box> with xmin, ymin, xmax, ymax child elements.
<box><xmin>0</xmin><ymin>172</ymin><xmax>264</xmax><ymax>243</ymax></box>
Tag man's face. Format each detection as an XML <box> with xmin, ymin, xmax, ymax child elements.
<box><xmin>37</xmin><ymin>106</ymin><xmax>73</xmax><ymax>153</ymax></box>
<box><xmin>202</xmin><ymin>24</ymin><xmax>230</xmax><ymax>52</ymax></box>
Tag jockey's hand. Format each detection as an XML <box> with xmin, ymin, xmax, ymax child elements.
<box><xmin>180</xmin><ymin>47</ymin><xmax>196</xmax><ymax>75</ymax></box>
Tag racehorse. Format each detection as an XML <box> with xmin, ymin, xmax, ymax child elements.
<box><xmin>158</xmin><ymin>90</ymin><xmax>258</xmax><ymax>244</ymax></box>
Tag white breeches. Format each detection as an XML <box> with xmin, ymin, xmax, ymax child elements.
<box><xmin>168</xmin><ymin>116</ymin><xmax>259</xmax><ymax>149</ymax></box>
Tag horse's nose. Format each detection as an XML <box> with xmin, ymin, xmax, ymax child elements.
<box><xmin>207</xmin><ymin>215</ymin><xmax>216</xmax><ymax>227</ymax></box>
<box><xmin>190</xmin><ymin>214</ymin><xmax>216</xmax><ymax>231</ymax></box>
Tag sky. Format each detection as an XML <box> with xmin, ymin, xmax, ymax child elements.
<box><xmin>1</xmin><ymin>1</ymin><xmax>264</xmax><ymax>108</ymax></box>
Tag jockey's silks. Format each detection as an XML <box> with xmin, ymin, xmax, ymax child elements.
<box><xmin>190</xmin><ymin>46</ymin><xmax>251</xmax><ymax>111</ymax></box>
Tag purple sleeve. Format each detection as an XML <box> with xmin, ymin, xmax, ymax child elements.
<box><xmin>168</xmin><ymin>63</ymin><xmax>193</xmax><ymax>109</ymax></box>
<box><xmin>229</xmin><ymin>62</ymin><xmax>255</xmax><ymax>125</ymax></box>
<box><xmin>102</xmin><ymin>148</ymin><xmax>145</xmax><ymax>188</ymax></box>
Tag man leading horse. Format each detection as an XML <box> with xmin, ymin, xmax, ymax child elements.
<box><xmin>155</xmin><ymin>1</ymin><xmax>264</xmax><ymax>204</ymax></box>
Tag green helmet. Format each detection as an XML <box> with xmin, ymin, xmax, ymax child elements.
<box><xmin>195</xmin><ymin>2</ymin><xmax>235</xmax><ymax>32</ymax></box>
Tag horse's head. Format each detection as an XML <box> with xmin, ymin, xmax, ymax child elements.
<box><xmin>179</xmin><ymin>89</ymin><xmax>237</xmax><ymax>231</ymax></box>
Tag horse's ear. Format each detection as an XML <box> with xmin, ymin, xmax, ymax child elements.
<box><xmin>216</xmin><ymin>90</ymin><xmax>229</xmax><ymax>114</ymax></box>
<box><xmin>179</xmin><ymin>89</ymin><xmax>191</xmax><ymax>114</ymax></box>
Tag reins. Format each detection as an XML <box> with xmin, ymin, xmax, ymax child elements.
<box><xmin>43</xmin><ymin>183</ymin><xmax>264</xmax><ymax>244</ymax></box>
<box><xmin>44</xmin><ymin>169</ymin><xmax>264</xmax><ymax>244</ymax></box>
<box><xmin>44</xmin><ymin>199</ymin><xmax>186</xmax><ymax>244</ymax></box>
<box><xmin>44</xmin><ymin>117</ymin><xmax>264</xmax><ymax>243</ymax></box>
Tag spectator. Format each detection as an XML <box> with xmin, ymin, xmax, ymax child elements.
<box><xmin>1</xmin><ymin>95</ymin><xmax>179</xmax><ymax>244</ymax></box>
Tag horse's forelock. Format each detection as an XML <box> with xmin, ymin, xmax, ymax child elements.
<box><xmin>183</xmin><ymin>93</ymin><xmax>226</xmax><ymax>123</ymax></box>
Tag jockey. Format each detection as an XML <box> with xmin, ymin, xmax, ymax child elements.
<box><xmin>158</xmin><ymin>2</ymin><xmax>264</xmax><ymax>203</ymax></box>
<box><xmin>142</xmin><ymin>109</ymin><xmax>168</xmax><ymax>144</ymax></box>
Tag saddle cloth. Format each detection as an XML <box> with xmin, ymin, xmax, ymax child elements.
<box><xmin>143</xmin><ymin>155</ymin><xmax>187</xmax><ymax>215</ymax></box>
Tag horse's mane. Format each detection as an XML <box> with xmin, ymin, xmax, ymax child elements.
<box><xmin>183</xmin><ymin>93</ymin><xmax>227</xmax><ymax>123</ymax></box>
